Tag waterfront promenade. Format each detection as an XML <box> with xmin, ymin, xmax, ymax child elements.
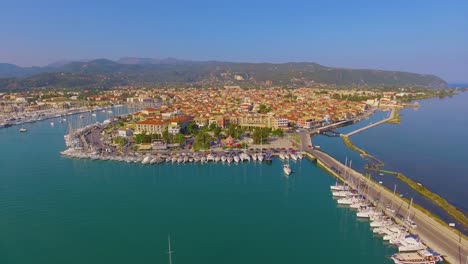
<box><xmin>300</xmin><ymin>131</ymin><xmax>468</xmax><ymax>263</ymax></box>
<box><xmin>344</xmin><ymin>108</ymin><xmax>396</xmax><ymax>137</ymax></box>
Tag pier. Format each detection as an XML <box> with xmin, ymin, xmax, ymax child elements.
<box><xmin>344</xmin><ymin>108</ymin><xmax>396</xmax><ymax>137</ymax></box>
<box><xmin>303</xmin><ymin>144</ymin><xmax>467</xmax><ymax>263</ymax></box>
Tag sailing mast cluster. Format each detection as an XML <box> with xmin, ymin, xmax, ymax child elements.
<box><xmin>330</xmin><ymin>159</ymin><xmax>443</xmax><ymax>264</ymax></box>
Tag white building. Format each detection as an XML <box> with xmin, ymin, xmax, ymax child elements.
<box><xmin>118</xmin><ymin>128</ymin><xmax>133</xmax><ymax>137</ymax></box>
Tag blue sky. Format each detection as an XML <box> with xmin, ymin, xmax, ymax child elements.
<box><xmin>1</xmin><ymin>0</ymin><xmax>467</xmax><ymax>82</ymax></box>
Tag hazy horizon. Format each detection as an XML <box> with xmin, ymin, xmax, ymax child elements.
<box><xmin>1</xmin><ymin>0</ymin><xmax>467</xmax><ymax>82</ymax></box>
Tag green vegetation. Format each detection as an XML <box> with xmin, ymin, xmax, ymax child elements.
<box><xmin>332</xmin><ymin>93</ymin><xmax>370</xmax><ymax>102</ymax></box>
<box><xmin>341</xmin><ymin>136</ymin><xmax>367</xmax><ymax>154</ymax></box>
<box><xmin>0</xmin><ymin>59</ymin><xmax>447</xmax><ymax>90</ymax></box>
<box><xmin>271</xmin><ymin>128</ymin><xmax>284</xmax><ymax>137</ymax></box>
<box><xmin>134</xmin><ymin>132</ymin><xmax>160</xmax><ymax>144</ymax></box>
<box><xmin>193</xmin><ymin>131</ymin><xmax>212</xmax><ymax>151</ymax></box>
<box><xmin>386</xmin><ymin>108</ymin><xmax>401</xmax><ymax>124</ymax></box>
<box><xmin>113</xmin><ymin>136</ymin><xmax>127</xmax><ymax>146</ymax></box>
<box><xmin>396</xmin><ymin>173</ymin><xmax>468</xmax><ymax>228</ymax></box>
<box><xmin>174</xmin><ymin>133</ymin><xmax>185</xmax><ymax>145</ymax></box>
<box><xmin>290</xmin><ymin>134</ymin><xmax>301</xmax><ymax>144</ymax></box>
<box><xmin>186</xmin><ymin>122</ymin><xmax>198</xmax><ymax>135</ymax></box>
<box><xmin>258</xmin><ymin>104</ymin><xmax>272</xmax><ymax>114</ymax></box>
<box><xmin>251</xmin><ymin>128</ymin><xmax>270</xmax><ymax>144</ymax></box>
<box><xmin>226</xmin><ymin>124</ymin><xmax>244</xmax><ymax>139</ymax></box>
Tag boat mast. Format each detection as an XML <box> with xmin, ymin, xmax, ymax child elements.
<box><xmin>168</xmin><ymin>235</ymin><xmax>173</xmax><ymax>264</ymax></box>
<box><xmin>407</xmin><ymin>198</ymin><xmax>413</xmax><ymax>220</ymax></box>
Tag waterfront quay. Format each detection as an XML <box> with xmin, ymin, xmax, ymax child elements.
<box><xmin>306</xmin><ymin>148</ymin><xmax>467</xmax><ymax>264</ymax></box>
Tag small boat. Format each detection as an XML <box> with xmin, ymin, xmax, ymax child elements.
<box><xmin>50</xmin><ymin>122</ymin><xmax>55</xmax><ymax>126</ymax></box>
<box><xmin>91</xmin><ymin>113</ymin><xmax>97</xmax><ymax>117</ymax></box>
<box><xmin>19</xmin><ymin>128</ymin><xmax>27</xmax><ymax>132</ymax></box>
<box><xmin>283</xmin><ymin>164</ymin><xmax>291</xmax><ymax>175</ymax></box>
<box><xmin>80</xmin><ymin>115</ymin><xmax>84</xmax><ymax>119</ymax></box>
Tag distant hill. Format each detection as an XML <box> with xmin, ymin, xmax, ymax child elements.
<box><xmin>0</xmin><ymin>58</ymin><xmax>448</xmax><ymax>90</ymax></box>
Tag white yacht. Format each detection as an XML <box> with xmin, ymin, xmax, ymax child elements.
<box><xmin>233</xmin><ymin>155</ymin><xmax>240</xmax><ymax>163</ymax></box>
<box><xmin>290</xmin><ymin>153</ymin><xmax>297</xmax><ymax>161</ymax></box>
<box><xmin>142</xmin><ymin>156</ymin><xmax>151</xmax><ymax>164</ymax></box>
<box><xmin>252</xmin><ymin>153</ymin><xmax>257</xmax><ymax>161</ymax></box>
<box><xmin>330</xmin><ymin>183</ymin><xmax>348</xmax><ymax>191</ymax></box>
<box><xmin>356</xmin><ymin>208</ymin><xmax>376</xmax><ymax>218</ymax></box>
<box><xmin>283</xmin><ymin>164</ymin><xmax>292</xmax><ymax>175</ymax></box>
<box><xmin>332</xmin><ymin>191</ymin><xmax>353</xmax><ymax>197</ymax></box>
<box><xmin>370</xmin><ymin>218</ymin><xmax>393</xmax><ymax>228</ymax></box>
<box><xmin>350</xmin><ymin>200</ymin><xmax>370</xmax><ymax>209</ymax></box>
<box><xmin>19</xmin><ymin>127</ymin><xmax>27</xmax><ymax>132</ymax></box>
<box><xmin>337</xmin><ymin>197</ymin><xmax>358</xmax><ymax>205</ymax></box>
<box><xmin>279</xmin><ymin>153</ymin><xmax>285</xmax><ymax>160</ymax></box>
<box><xmin>258</xmin><ymin>154</ymin><xmax>264</xmax><ymax>162</ymax></box>
<box><xmin>207</xmin><ymin>154</ymin><xmax>214</xmax><ymax>162</ymax></box>
<box><xmin>391</xmin><ymin>249</ymin><xmax>442</xmax><ymax>264</ymax></box>
<box><xmin>396</xmin><ymin>236</ymin><xmax>427</xmax><ymax>252</ymax></box>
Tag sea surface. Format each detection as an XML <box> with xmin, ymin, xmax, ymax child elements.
<box><xmin>0</xmin><ymin>108</ymin><xmax>397</xmax><ymax>263</ymax></box>
<box><xmin>314</xmin><ymin>92</ymin><xmax>468</xmax><ymax>231</ymax></box>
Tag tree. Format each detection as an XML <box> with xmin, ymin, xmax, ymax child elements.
<box><xmin>193</xmin><ymin>131</ymin><xmax>212</xmax><ymax>150</ymax></box>
<box><xmin>213</xmin><ymin>126</ymin><xmax>222</xmax><ymax>138</ymax></box>
<box><xmin>252</xmin><ymin>128</ymin><xmax>270</xmax><ymax>144</ymax></box>
<box><xmin>227</xmin><ymin>124</ymin><xmax>240</xmax><ymax>139</ymax></box>
<box><xmin>209</xmin><ymin>122</ymin><xmax>217</xmax><ymax>130</ymax></box>
<box><xmin>258</xmin><ymin>104</ymin><xmax>271</xmax><ymax>113</ymax></box>
<box><xmin>162</xmin><ymin>128</ymin><xmax>170</xmax><ymax>143</ymax></box>
<box><xmin>271</xmin><ymin>129</ymin><xmax>284</xmax><ymax>137</ymax></box>
<box><xmin>174</xmin><ymin>133</ymin><xmax>185</xmax><ymax>145</ymax></box>
<box><xmin>186</xmin><ymin>121</ymin><xmax>198</xmax><ymax>135</ymax></box>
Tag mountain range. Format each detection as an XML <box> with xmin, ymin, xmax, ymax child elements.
<box><xmin>0</xmin><ymin>58</ymin><xmax>448</xmax><ymax>90</ymax></box>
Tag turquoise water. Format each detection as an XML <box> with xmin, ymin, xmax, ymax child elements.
<box><xmin>0</xmin><ymin>109</ymin><xmax>396</xmax><ymax>263</ymax></box>
<box><xmin>314</xmin><ymin>92</ymin><xmax>468</xmax><ymax>233</ymax></box>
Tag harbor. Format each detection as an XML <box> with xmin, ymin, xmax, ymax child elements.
<box><xmin>304</xmin><ymin>148</ymin><xmax>468</xmax><ymax>264</ymax></box>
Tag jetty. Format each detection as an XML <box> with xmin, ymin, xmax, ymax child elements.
<box><xmin>344</xmin><ymin>108</ymin><xmax>396</xmax><ymax>137</ymax></box>
<box><xmin>304</xmin><ymin>145</ymin><xmax>467</xmax><ymax>263</ymax></box>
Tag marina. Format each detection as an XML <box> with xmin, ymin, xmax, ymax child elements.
<box><xmin>327</xmin><ymin>161</ymin><xmax>443</xmax><ymax>263</ymax></box>
<box><xmin>2</xmin><ymin>102</ymin><xmax>466</xmax><ymax>264</ymax></box>
<box><xmin>0</xmin><ymin>111</ymin><xmax>399</xmax><ymax>263</ymax></box>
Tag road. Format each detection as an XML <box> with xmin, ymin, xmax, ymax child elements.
<box><xmin>299</xmin><ymin>133</ymin><xmax>468</xmax><ymax>263</ymax></box>
<box><xmin>344</xmin><ymin>108</ymin><xmax>395</xmax><ymax>137</ymax></box>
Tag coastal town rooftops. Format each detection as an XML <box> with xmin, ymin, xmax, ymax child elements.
<box><xmin>136</xmin><ymin>119</ymin><xmax>168</xmax><ymax>125</ymax></box>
